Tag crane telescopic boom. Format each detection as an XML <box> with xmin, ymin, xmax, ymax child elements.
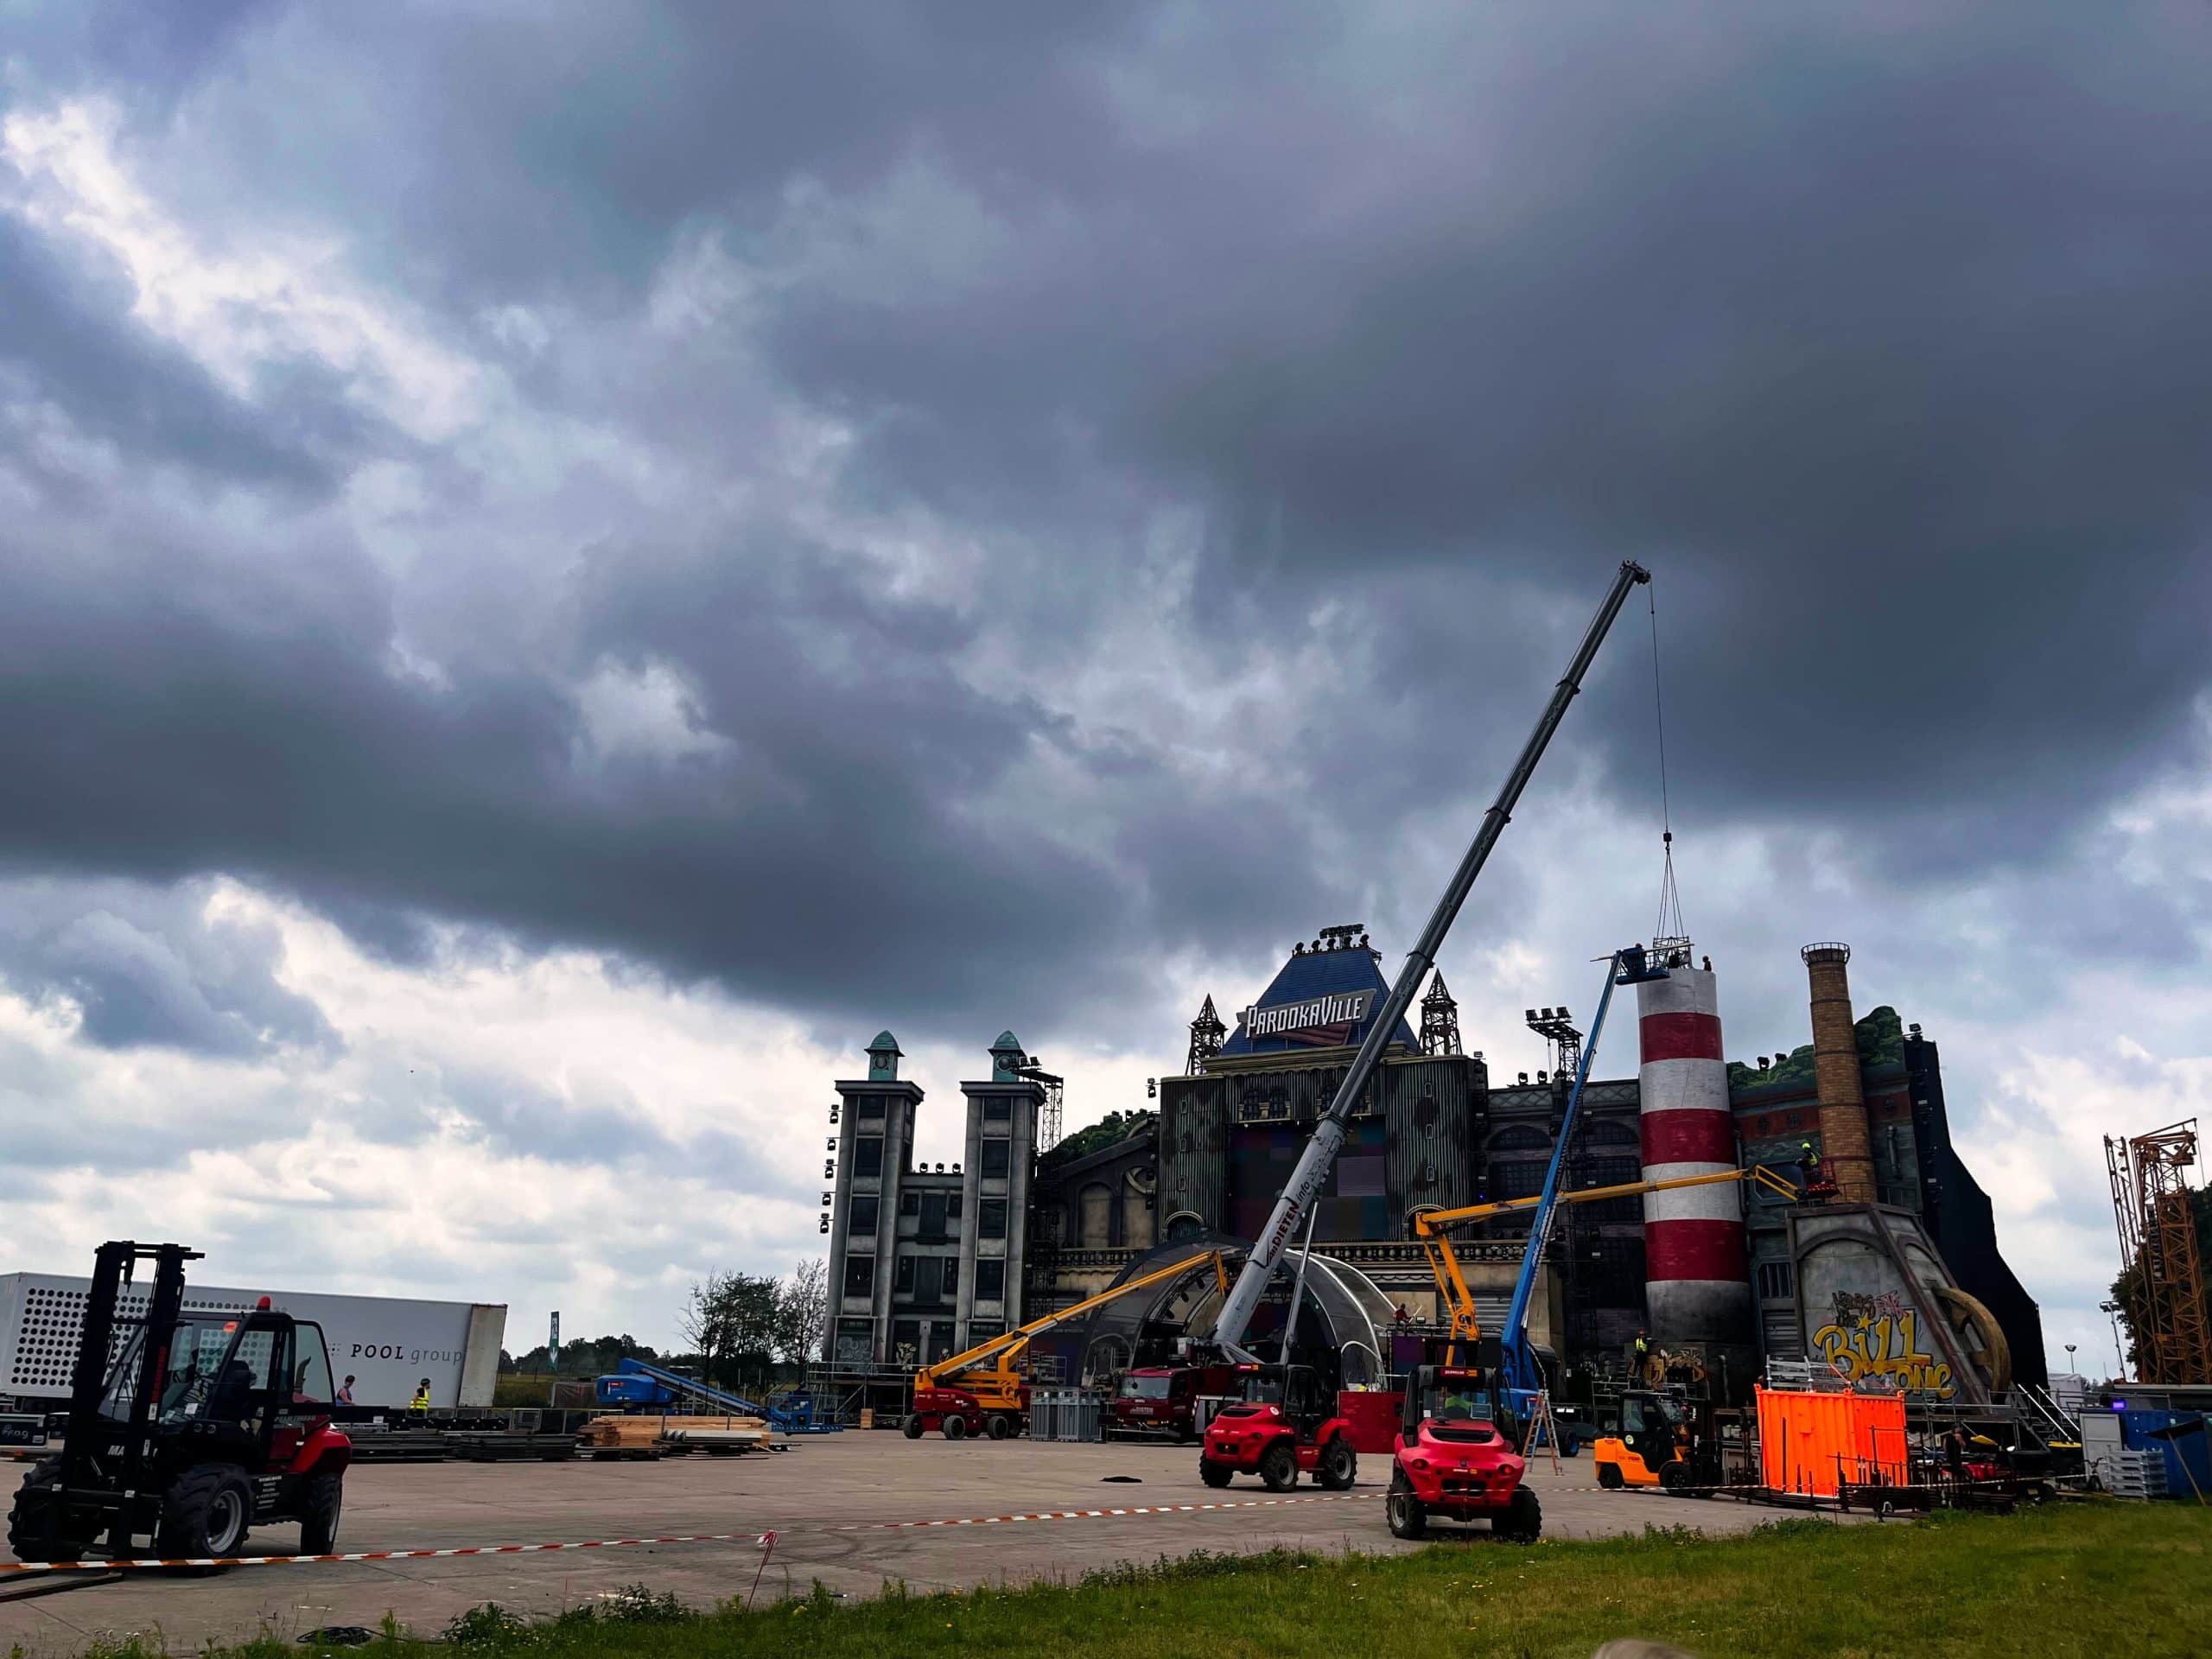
<box><xmin>1211</xmin><ymin>560</ymin><xmax>1652</xmax><ymax>1357</ymax></box>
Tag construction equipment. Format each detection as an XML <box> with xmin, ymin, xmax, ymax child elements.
<box><xmin>1410</xmin><ymin>946</ymin><xmax>1800</xmax><ymax>1428</ymax></box>
<box><xmin>2105</xmin><ymin>1120</ymin><xmax>2212</xmax><ymax>1384</ymax></box>
<box><xmin>594</xmin><ymin>1357</ymin><xmax>838</xmax><ymax>1433</ymax></box>
<box><xmin>1197</xmin><ymin>1363</ymin><xmax>1358</xmax><ymax>1491</ymax></box>
<box><xmin>1211</xmin><ymin>562</ymin><xmax>1652</xmax><ymax>1359</ymax></box>
<box><xmin>1106</xmin><ymin>1361</ymin><xmax>1241</xmax><ymax>1442</ymax></box>
<box><xmin>906</xmin><ymin>1250</ymin><xmax>1230</xmax><ymax>1440</ymax></box>
<box><xmin>1591</xmin><ymin>1383</ymin><xmax>1719</xmax><ymax>1493</ymax></box>
<box><xmin>7</xmin><ymin>1243</ymin><xmax>353</xmax><ymax>1563</ymax></box>
<box><xmin>1386</xmin><ymin>1357</ymin><xmax>1540</xmax><ymax>1541</ymax></box>
<box><xmin>1415</xmin><ymin>1165</ymin><xmax>1802</xmax><ymax>1388</ymax></box>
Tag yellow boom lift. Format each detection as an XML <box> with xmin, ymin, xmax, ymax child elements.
<box><xmin>1414</xmin><ymin>1164</ymin><xmax>1803</xmax><ymax>1355</ymax></box>
<box><xmin>906</xmin><ymin>1249</ymin><xmax>1231</xmax><ymax>1440</ymax></box>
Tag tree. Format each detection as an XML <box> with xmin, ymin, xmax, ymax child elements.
<box><xmin>777</xmin><ymin>1257</ymin><xmax>830</xmax><ymax>1363</ymax></box>
<box><xmin>683</xmin><ymin>1270</ymin><xmax>784</xmax><ymax>1393</ymax></box>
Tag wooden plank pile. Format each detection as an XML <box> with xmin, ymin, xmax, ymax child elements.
<box><xmin>578</xmin><ymin>1414</ymin><xmax>769</xmax><ymax>1459</ymax></box>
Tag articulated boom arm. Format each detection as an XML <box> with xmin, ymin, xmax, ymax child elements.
<box><xmin>1211</xmin><ymin>562</ymin><xmax>1652</xmax><ymax>1357</ymax></box>
<box><xmin>916</xmin><ymin>1249</ymin><xmax>1230</xmax><ymax>1393</ymax></box>
<box><xmin>1415</xmin><ymin>1165</ymin><xmax>1802</xmax><ymax>1353</ymax></box>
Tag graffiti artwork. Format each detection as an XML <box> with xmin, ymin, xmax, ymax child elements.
<box><xmin>1811</xmin><ymin>1295</ymin><xmax>1955</xmax><ymax>1397</ymax></box>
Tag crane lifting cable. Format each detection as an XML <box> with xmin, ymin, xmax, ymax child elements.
<box><xmin>1648</xmin><ymin>584</ymin><xmax>1688</xmax><ymax>951</ymax></box>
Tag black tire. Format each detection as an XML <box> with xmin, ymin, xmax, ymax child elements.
<box><xmin>6</xmin><ymin>1463</ymin><xmax>84</xmax><ymax>1564</ymax></box>
<box><xmin>157</xmin><ymin>1464</ymin><xmax>253</xmax><ymax>1560</ymax></box>
<box><xmin>1657</xmin><ymin>1459</ymin><xmax>1689</xmax><ymax>1492</ymax></box>
<box><xmin>1385</xmin><ymin>1471</ymin><xmax>1427</xmax><ymax>1540</ymax></box>
<box><xmin>1258</xmin><ymin>1441</ymin><xmax>1297</xmax><ymax>1492</ymax></box>
<box><xmin>985</xmin><ymin>1414</ymin><xmax>1011</xmax><ymax>1440</ymax></box>
<box><xmin>1597</xmin><ymin>1460</ymin><xmax>1625</xmax><ymax>1490</ymax></box>
<box><xmin>1496</xmin><ymin>1485</ymin><xmax>1542</xmax><ymax>1544</ymax></box>
<box><xmin>1559</xmin><ymin>1434</ymin><xmax>1580</xmax><ymax>1459</ymax></box>
<box><xmin>1318</xmin><ymin>1438</ymin><xmax>1357</xmax><ymax>1491</ymax></box>
<box><xmin>903</xmin><ymin>1414</ymin><xmax>925</xmax><ymax>1439</ymax></box>
<box><xmin>297</xmin><ymin>1471</ymin><xmax>344</xmax><ymax>1554</ymax></box>
<box><xmin>944</xmin><ymin>1414</ymin><xmax>969</xmax><ymax>1441</ymax></box>
<box><xmin>1199</xmin><ymin>1457</ymin><xmax>1233</xmax><ymax>1489</ymax></box>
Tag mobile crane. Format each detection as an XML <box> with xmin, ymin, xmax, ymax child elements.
<box><xmin>906</xmin><ymin>1249</ymin><xmax>1230</xmax><ymax>1440</ymax></box>
<box><xmin>1209</xmin><ymin>561</ymin><xmax>1653</xmax><ymax>1360</ymax></box>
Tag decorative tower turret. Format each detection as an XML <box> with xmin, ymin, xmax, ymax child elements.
<box><xmin>1420</xmin><ymin>973</ymin><xmax>1462</xmax><ymax>1057</ymax></box>
<box><xmin>1185</xmin><ymin>995</ymin><xmax>1226</xmax><ymax>1074</ymax></box>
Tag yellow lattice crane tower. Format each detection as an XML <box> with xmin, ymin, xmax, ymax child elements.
<box><xmin>2105</xmin><ymin>1120</ymin><xmax>2212</xmax><ymax>1384</ymax></box>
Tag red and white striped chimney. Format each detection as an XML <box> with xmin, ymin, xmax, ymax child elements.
<box><xmin>1637</xmin><ymin>960</ymin><xmax>1751</xmax><ymax>1349</ymax></box>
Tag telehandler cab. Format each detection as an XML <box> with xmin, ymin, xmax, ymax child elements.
<box><xmin>1197</xmin><ymin>1363</ymin><xmax>1357</xmax><ymax>1491</ymax></box>
<box><xmin>1385</xmin><ymin>1363</ymin><xmax>1541</xmax><ymax>1541</ymax></box>
<box><xmin>7</xmin><ymin>1242</ymin><xmax>352</xmax><ymax>1563</ymax></box>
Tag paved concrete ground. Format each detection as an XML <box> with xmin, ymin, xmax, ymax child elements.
<box><xmin>0</xmin><ymin>1438</ymin><xmax>1847</xmax><ymax>1652</ymax></box>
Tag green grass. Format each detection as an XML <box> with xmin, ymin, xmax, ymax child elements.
<box><xmin>62</xmin><ymin>1501</ymin><xmax>2212</xmax><ymax>1659</ymax></box>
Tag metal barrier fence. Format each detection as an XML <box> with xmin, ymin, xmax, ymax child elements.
<box><xmin>1031</xmin><ymin>1389</ymin><xmax>1105</xmax><ymax>1442</ymax></box>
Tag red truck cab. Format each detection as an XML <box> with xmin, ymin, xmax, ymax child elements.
<box><xmin>1109</xmin><ymin>1363</ymin><xmax>1236</xmax><ymax>1442</ymax></box>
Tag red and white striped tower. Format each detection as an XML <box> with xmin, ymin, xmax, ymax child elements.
<box><xmin>1637</xmin><ymin>957</ymin><xmax>1751</xmax><ymax>1349</ymax></box>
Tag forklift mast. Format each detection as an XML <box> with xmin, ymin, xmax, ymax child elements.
<box><xmin>60</xmin><ymin>1241</ymin><xmax>201</xmax><ymax>1554</ymax></box>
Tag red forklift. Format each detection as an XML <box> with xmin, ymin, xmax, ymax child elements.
<box><xmin>1198</xmin><ymin>1363</ymin><xmax>1358</xmax><ymax>1491</ymax></box>
<box><xmin>7</xmin><ymin>1242</ymin><xmax>353</xmax><ymax>1562</ymax></box>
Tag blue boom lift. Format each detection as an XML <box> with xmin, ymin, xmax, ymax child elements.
<box><xmin>594</xmin><ymin>1357</ymin><xmax>840</xmax><ymax>1433</ymax></box>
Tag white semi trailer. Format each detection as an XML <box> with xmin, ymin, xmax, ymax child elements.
<box><xmin>0</xmin><ymin>1270</ymin><xmax>505</xmax><ymax>1412</ymax></box>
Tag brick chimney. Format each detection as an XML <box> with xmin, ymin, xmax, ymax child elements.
<box><xmin>1802</xmin><ymin>943</ymin><xmax>1877</xmax><ymax>1203</ymax></box>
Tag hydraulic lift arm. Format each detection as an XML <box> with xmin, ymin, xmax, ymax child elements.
<box><xmin>915</xmin><ymin>1249</ymin><xmax>1230</xmax><ymax>1395</ymax></box>
<box><xmin>1416</xmin><ymin>1165</ymin><xmax>1802</xmax><ymax>1364</ymax></box>
<box><xmin>1211</xmin><ymin>562</ymin><xmax>1653</xmax><ymax>1358</ymax></box>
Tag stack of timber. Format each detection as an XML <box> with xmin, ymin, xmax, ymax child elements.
<box><xmin>578</xmin><ymin>1414</ymin><xmax>770</xmax><ymax>1459</ymax></box>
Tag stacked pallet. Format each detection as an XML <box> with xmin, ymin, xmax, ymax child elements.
<box><xmin>578</xmin><ymin>1414</ymin><xmax>769</xmax><ymax>1459</ymax></box>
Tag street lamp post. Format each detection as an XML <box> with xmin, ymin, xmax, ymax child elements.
<box><xmin>2099</xmin><ymin>1300</ymin><xmax>2127</xmax><ymax>1381</ymax></box>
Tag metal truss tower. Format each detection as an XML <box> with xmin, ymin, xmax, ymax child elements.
<box><xmin>1185</xmin><ymin>995</ymin><xmax>1226</xmax><ymax>1075</ymax></box>
<box><xmin>1420</xmin><ymin>973</ymin><xmax>1463</xmax><ymax>1057</ymax></box>
<box><xmin>2106</xmin><ymin>1120</ymin><xmax>2212</xmax><ymax>1383</ymax></box>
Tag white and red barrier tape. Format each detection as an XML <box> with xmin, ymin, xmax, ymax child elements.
<box><xmin>0</xmin><ymin>1491</ymin><xmax>1383</xmax><ymax>1575</ymax></box>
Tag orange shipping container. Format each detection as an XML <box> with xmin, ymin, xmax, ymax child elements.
<box><xmin>1755</xmin><ymin>1386</ymin><xmax>1907</xmax><ymax>1497</ymax></box>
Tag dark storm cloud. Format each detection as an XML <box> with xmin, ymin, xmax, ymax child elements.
<box><xmin>734</xmin><ymin>3</ymin><xmax>2212</xmax><ymax>873</ymax></box>
<box><xmin>0</xmin><ymin>0</ymin><xmax>2207</xmax><ymax>1066</ymax></box>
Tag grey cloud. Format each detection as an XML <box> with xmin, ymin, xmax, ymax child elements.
<box><xmin>0</xmin><ymin>876</ymin><xmax>338</xmax><ymax>1057</ymax></box>
<box><xmin>0</xmin><ymin>217</ymin><xmax>336</xmax><ymax>491</ymax></box>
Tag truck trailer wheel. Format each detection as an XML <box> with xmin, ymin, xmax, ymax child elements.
<box><xmin>1317</xmin><ymin>1439</ymin><xmax>1356</xmax><ymax>1491</ymax></box>
<box><xmin>1199</xmin><ymin>1457</ymin><xmax>1233</xmax><ymax>1489</ymax></box>
<box><xmin>1258</xmin><ymin>1442</ymin><xmax>1297</xmax><ymax>1492</ymax></box>
<box><xmin>1385</xmin><ymin>1471</ymin><xmax>1427</xmax><ymax>1540</ymax></box>
<box><xmin>1496</xmin><ymin>1486</ymin><xmax>1542</xmax><ymax>1544</ymax></box>
<box><xmin>157</xmin><ymin>1465</ymin><xmax>253</xmax><ymax>1560</ymax></box>
<box><xmin>944</xmin><ymin>1414</ymin><xmax>969</xmax><ymax>1441</ymax></box>
<box><xmin>903</xmin><ymin>1414</ymin><xmax>925</xmax><ymax>1439</ymax></box>
<box><xmin>297</xmin><ymin>1472</ymin><xmax>344</xmax><ymax>1554</ymax></box>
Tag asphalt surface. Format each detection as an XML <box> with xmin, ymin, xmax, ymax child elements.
<box><xmin>0</xmin><ymin>1436</ymin><xmax>1853</xmax><ymax>1651</ymax></box>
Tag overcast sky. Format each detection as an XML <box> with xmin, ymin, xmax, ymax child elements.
<box><xmin>2</xmin><ymin>3</ymin><xmax>2207</xmax><ymax>1370</ymax></box>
